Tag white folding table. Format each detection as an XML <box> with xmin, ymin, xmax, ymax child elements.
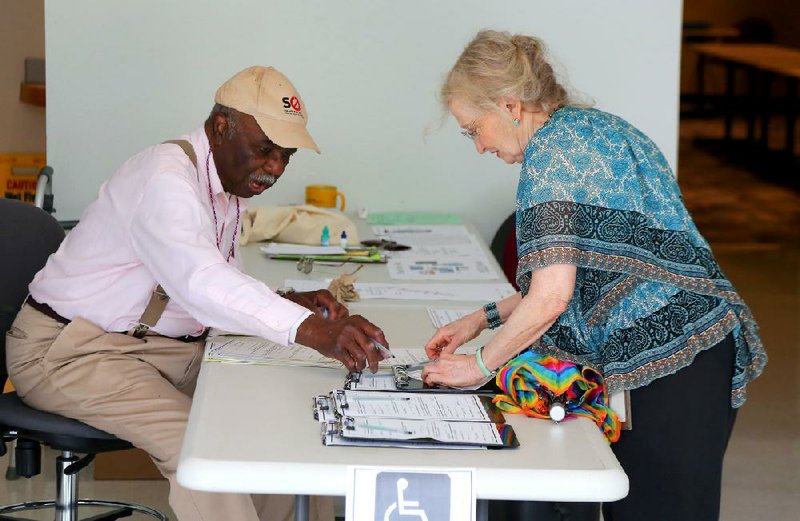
<box><xmin>177</xmin><ymin>226</ymin><xmax>628</xmax><ymax>520</ymax></box>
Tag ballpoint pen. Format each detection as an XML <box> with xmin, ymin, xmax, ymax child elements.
<box><xmin>372</xmin><ymin>340</ymin><xmax>395</xmax><ymax>358</ymax></box>
<box><xmin>352</xmin><ymin>395</ymin><xmax>411</xmax><ymax>401</ymax></box>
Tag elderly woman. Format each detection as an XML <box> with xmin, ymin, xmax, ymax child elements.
<box><xmin>422</xmin><ymin>30</ymin><xmax>767</xmax><ymax>521</ymax></box>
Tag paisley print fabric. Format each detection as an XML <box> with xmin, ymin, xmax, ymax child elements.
<box><xmin>515</xmin><ymin>107</ymin><xmax>766</xmax><ymax>407</ymax></box>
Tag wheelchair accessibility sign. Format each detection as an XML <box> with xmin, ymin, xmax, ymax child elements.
<box><xmin>346</xmin><ymin>467</ymin><xmax>475</xmax><ymax>521</ymax></box>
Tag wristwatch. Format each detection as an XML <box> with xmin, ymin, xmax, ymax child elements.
<box><xmin>276</xmin><ymin>287</ymin><xmax>296</xmax><ymax>298</ymax></box>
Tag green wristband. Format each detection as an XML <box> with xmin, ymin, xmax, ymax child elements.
<box><xmin>475</xmin><ymin>346</ymin><xmax>497</xmax><ymax>378</ymax></box>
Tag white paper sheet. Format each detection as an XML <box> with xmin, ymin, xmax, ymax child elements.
<box><xmin>386</xmin><ymin>242</ymin><xmax>487</xmax><ymax>259</ymax></box>
<box><xmin>324</xmin><ymin>426</ymin><xmax>484</xmax><ymax>450</ymax></box>
<box><xmin>205</xmin><ymin>337</ymin><xmax>427</xmax><ymax>370</ymax></box>
<box><xmin>372</xmin><ymin>225</ymin><xmax>476</xmax><ymax>246</ymax></box>
<box><xmin>204</xmin><ymin>336</ymin><xmax>340</xmax><ymax>368</ymax></box>
<box><xmin>341</xmin><ymin>417</ymin><xmax>503</xmax><ymax>445</ymax></box>
<box><xmin>285</xmin><ymin>279</ymin><xmax>516</xmax><ymax>301</ymax></box>
<box><xmin>388</xmin><ymin>258</ymin><xmax>496</xmax><ymax>280</ymax></box>
<box><xmin>260</xmin><ymin>243</ymin><xmax>346</xmax><ymax>255</ymax></box>
<box><xmin>382</xmin><ymin>348</ymin><xmax>430</xmax><ymax>366</ymax></box>
<box><xmin>426</xmin><ymin>308</ymin><xmax>472</xmax><ymax>328</ymax></box>
<box><xmin>351</xmin><ymin>366</ymin><xmax>492</xmax><ymax>392</ymax></box>
<box><xmin>335</xmin><ymin>391</ymin><xmax>492</xmax><ymax>422</ymax></box>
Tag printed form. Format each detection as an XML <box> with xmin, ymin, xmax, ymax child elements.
<box><xmin>205</xmin><ymin>336</ymin><xmax>429</xmax><ymax>368</ymax></box>
<box><xmin>341</xmin><ymin>417</ymin><xmax>503</xmax><ymax>445</ymax></box>
<box><xmin>335</xmin><ymin>391</ymin><xmax>492</xmax><ymax>422</ymax></box>
<box><xmin>284</xmin><ymin>279</ymin><xmax>516</xmax><ymax>301</ymax></box>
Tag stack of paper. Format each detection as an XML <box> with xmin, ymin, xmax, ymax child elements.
<box><xmin>204</xmin><ymin>336</ymin><xmax>340</xmax><ymax>368</ymax></box>
<box><xmin>204</xmin><ymin>335</ymin><xmax>431</xmax><ymax>369</ymax></box>
<box><xmin>387</xmin><ymin>258</ymin><xmax>496</xmax><ymax>280</ymax></box>
<box><xmin>313</xmin><ymin>390</ymin><xmax>518</xmax><ymax>449</ymax></box>
<box><xmin>284</xmin><ymin>279</ymin><xmax>516</xmax><ymax>301</ymax></box>
<box><xmin>371</xmin><ymin>225</ymin><xmax>499</xmax><ymax>281</ymax></box>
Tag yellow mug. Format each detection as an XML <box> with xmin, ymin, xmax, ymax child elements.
<box><xmin>305</xmin><ymin>185</ymin><xmax>346</xmax><ymax>211</ymax></box>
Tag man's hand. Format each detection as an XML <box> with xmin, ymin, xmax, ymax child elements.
<box><xmin>283</xmin><ymin>289</ymin><xmax>348</xmax><ymax>320</ymax></box>
<box><xmin>295</xmin><ymin>314</ymin><xmax>389</xmax><ymax>373</ymax></box>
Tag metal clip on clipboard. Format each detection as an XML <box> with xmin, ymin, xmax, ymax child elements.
<box><xmin>312</xmin><ymin>395</ymin><xmax>337</xmax><ymax>424</ymax></box>
<box><xmin>333</xmin><ymin>389</ymin><xmax>349</xmax><ymax>409</ymax></box>
<box><xmin>343</xmin><ymin>371</ymin><xmax>361</xmax><ymax>388</ymax></box>
<box><xmin>345</xmin><ymin>364</ymin><xmax>497</xmax><ymax>394</ymax></box>
<box><xmin>342</xmin><ymin>365</ymin><xmax>427</xmax><ymax>391</ymax></box>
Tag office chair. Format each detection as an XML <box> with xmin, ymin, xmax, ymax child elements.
<box><xmin>0</xmin><ymin>198</ymin><xmax>168</xmax><ymax>520</ymax></box>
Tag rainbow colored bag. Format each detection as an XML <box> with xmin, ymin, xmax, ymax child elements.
<box><xmin>493</xmin><ymin>351</ymin><xmax>621</xmax><ymax>442</ymax></box>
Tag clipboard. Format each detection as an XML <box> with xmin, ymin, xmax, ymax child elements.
<box><xmin>321</xmin><ymin>418</ymin><xmax>519</xmax><ymax>449</ymax></box>
<box><xmin>337</xmin><ymin>389</ymin><xmax>504</xmax><ymax>423</ymax></box>
<box><xmin>312</xmin><ymin>391</ymin><xmax>518</xmax><ymax>449</ymax></box>
<box><xmin>344</xmin><ymin>365</ymin><xmax>500</xmax><ymax>394</ymax></box>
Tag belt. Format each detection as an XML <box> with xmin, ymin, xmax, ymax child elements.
<box><xmin>25</xmin><ymin>297</ymin><xmax>208</xmax><ymax>343</ymax></box>
<box><xmin>175</xmin><ymin>329</ymin><xmax>209</xmax><ymax>343</ymax></box>
<box><xmin>27</xmin><ymin>297</ymin><xmax>70</xmax><ymax>325</ymax></box>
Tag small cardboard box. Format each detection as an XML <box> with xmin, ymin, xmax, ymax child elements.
<box><xmin>94</xmin><ymin>448</ymin><xmax>165</xmax><ymax>480</ymax></box>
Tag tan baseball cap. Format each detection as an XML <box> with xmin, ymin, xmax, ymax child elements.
<box><xmin>215</xmin><ymin>66</ymin><xmax>320</xmax><ymax>153</ymax></box>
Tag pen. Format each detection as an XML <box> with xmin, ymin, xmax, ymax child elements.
<box><xmin>354</xmin><ymin>396</ymin><xmax>411</xmax><ymax>401</ymax></box>
<box><xmin>363</xmin><ymin>423</ymin><xmax>414</xmax><ymax>435</ymax></box>
<box><xmin>373</xmin><ymin>340</ymin><xmax>395</xmax><ymax>358</ymax></box>
<box><xmin>406</xmin><ymin>359</ymin><xmax>437</xmax><ymax>371</ymax></box>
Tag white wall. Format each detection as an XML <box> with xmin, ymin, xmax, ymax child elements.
<box><xmin>46</xmin><ymin>0</ymin><xmax>682</xmax><ymax>242</ymax></box>
<box><xmin>1</xmin><ymin>0</ymin><xmax>45</xmax><ymax>153</ymax></box>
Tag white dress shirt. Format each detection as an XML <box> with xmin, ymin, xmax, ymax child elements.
<box><xmin>30</xmin><ymin>127</ymin><xmax>311</xmax><ymax>344</ymax></box>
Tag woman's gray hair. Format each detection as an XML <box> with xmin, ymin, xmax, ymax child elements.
<box><xmin>440</xmin><ymin>30</ymin><xmax>577</xmax><ymax>116</ymax></box>
<box><xmin>207</xmin><ymin>103</ymin><xmax>240</xmax><ymax>139</ymax></box>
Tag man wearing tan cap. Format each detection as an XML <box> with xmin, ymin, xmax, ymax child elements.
<box><xmin>6</xmin><ymin>66</ymin><xmax>387</xmax><ymax>520</ymax></box>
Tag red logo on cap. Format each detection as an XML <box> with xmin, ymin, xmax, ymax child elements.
<box><xmin>289</xmin><ymin>96</ymin><xmax>301</xmax><ymax>112</ymax></box>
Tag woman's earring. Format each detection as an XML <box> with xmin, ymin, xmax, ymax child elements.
<box><xmin>513</xmin><ymin>118</ymin><xmax>520</xmax><ymax>126</ymax></box>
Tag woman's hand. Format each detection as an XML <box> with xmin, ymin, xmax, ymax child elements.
<box><xmin>283</xmin><ymin>289</ymin><xmax>349</xmax><ymax>320</ymax></box>
<box><xmin>424</xmin><ymin>312</ymin><xmax>484</xmax><ymax>359</ymax></box>
<box><xmin>421</xmin><ymin>353</ymin><xmax>487</xmax><ymax>388</ymax></box>
<box><xmin>295</xmin><ymin>314</ymin><xmax>389</xmax><ymax>373</ymax></box>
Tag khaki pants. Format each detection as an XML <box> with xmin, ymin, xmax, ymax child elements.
<box><xmin>5</xmin><ymin>304</ymin><xmax>332</xmax><ymax>521</ymax></box>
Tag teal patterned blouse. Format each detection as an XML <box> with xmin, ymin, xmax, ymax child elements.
<box><xmin>516</xmin><ymin>107</ymin><xmax>766</xmax><ymax>407</ymax></box>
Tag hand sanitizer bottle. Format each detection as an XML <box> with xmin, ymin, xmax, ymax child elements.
<box><xmin>320</xmin><ymin>225</ymin><xmax>330</xmax><ymax>246</ymax></box>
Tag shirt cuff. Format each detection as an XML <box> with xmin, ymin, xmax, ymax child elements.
<box><xmin>289</xmin><ymin>310</ymin><xmax>314</xmax><ymax>344</ymax></box>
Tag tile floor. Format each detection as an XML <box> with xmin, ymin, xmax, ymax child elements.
<box><xmin>1</xmin><ymin>116</ymin><xmax>798</xmax><ymax>520</ymax></box>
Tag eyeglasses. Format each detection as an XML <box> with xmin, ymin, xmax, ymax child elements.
<box><xmin>460</xmin><ymin>119</ymin><xmax>480</xmax><ymax>141</ymax></box>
